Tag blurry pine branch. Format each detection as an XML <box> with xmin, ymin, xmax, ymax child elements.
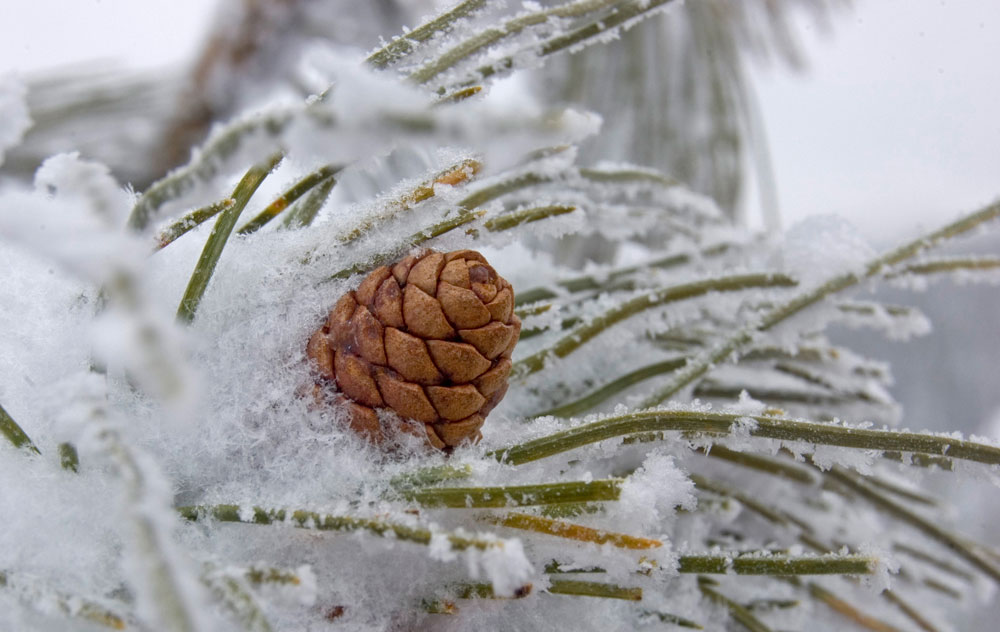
<box><xmin>2</xmin><ymin>0</ymin><xmax>845</xmax><ymax>222</ymax></box>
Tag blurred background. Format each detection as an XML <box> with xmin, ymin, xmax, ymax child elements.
<box><xmin>1</xmin><ymin>0</ymin><xmax>997</xmax><ymax>435</ymax></box>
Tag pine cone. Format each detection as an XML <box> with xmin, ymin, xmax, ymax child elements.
<box><xmin>307</xmin><ymin>249</ymin><xmax>521</xmax><ymax>450</ymax></box>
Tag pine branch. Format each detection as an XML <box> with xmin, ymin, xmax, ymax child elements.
<box><xmin>639</xmin><ymin>200</ymin><xmax>1000</xmax><ymax>406</ymax></box>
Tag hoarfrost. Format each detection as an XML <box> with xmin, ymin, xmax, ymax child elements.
<box><xmin>463</xmin><ymin>537</ymin><xmax>534</xmax><ymax>597</ymax></box>
<box><xmin>619</xmin><ymin>450</ymin><xmax>696</xmax><ymax>533</ymax></box>
<box><xmin>776</xmin><ymin>214</ymin><xmax>876</xmax><ymax>286</ymax></box>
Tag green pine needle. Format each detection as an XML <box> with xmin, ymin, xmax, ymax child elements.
<box><xmin>0</xmin><ymin>402</ymin><xmax>40</xmax><ymax>455</ymax></box>
<box><xmin>176</xmin><ymin>153</ymin><xmax>283</xmax><ymax>324</ymax></box>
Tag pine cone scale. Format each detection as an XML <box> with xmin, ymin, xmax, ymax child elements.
<box><xmin>402</xmin><ymin>285</ymin><xmax>456</xmax><ymax>339</ymax></box>
<box><xmin>425</xmin><ymin>340</ymin><xmax>492</xmax><ymax>382</ymax></box>
<box><xmin>308</xmin><ymin>249</ymin><xmax>520</xmax><ymax>450</ymax></box>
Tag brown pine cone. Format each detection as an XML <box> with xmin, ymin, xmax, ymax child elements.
<box><xmin>307</xmin><ymin>249</ymin><xmax>520</xmax><ymax>451</ymax></box>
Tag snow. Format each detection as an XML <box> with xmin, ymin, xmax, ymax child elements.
<box><xmin>1</xmin><ymin>2</ymin><xmax>999</xmax><ymax>630</ymax></box>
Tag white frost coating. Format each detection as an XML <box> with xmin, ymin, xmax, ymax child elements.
<box><xmin>775</xmin><ymin>215</ymin><xmax>876</xmax><ymax>286</ymax></box>
<box><xmin>0</xmin><ymin>156</ymin><xmax>140</xmax><ymax>283</ymax></box>
<box><xmin>858</xmin><ymin>544</ymin><xmax>898</xmax><ymax>593</ymax></box>
<box><xmin>0</xmin><ymin>73</ymin><xmax>31</xmax><ymax>167</ymax></box>
<box><xmin>35</xmin><ymin>153</ymin><xmax>134</xmax><ymax>226</ymax></box>
<box><xmin>293</xmin><ymin>565</ymin><xmax>318</xmax><ymax>607</ymax></box>
<box><xmin>835</xmin><ymin>301</ymin><xmax>933</xmax><ymax>341</ymax></box>
<box><xmin>464</xmin><ymin>537</ymin><xmax>534</xmax><ymax>597</ymax></box>
<box><xmin>427</xmin><ymin>531</ymin><xmax>460</xmax><ymax>563</ymax></box>
<box><xmin>84</xmin><ymin>423</ymin><xmax>215</xmax><ymax>632</ymax></box>
<box><xmin>728</xmin><ymin>390</ymin><xmax>767</xmax><ymax>416</ymax></box>
<box><xmin>618</xmin><ymin>450</ymin><xmax>696</xmax><ymax>533</ymax></box>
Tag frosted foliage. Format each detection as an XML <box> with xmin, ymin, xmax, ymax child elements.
<box><xmin>777</xmin><ymin>214</ymin><xmax>876</xmax><ymax>285</ymax></box>
<box><xmin>2</xmin><ymin>1</ymin><xmax>1000</xmax><ymax>630</ymax></box>
<box><xmin>0</xmin><ymin>73</ymin><xmax>31</xmax><ymax>167</ymax></box>
<box><xmin>619</xmin><ymin>450</ymin><xmax>696</xmax><ymax>533</ymax></box>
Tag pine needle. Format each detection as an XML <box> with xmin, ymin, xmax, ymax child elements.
<box><xmin>491</xmin><ymin>409</ymin><xmax>1000</xmax><ymax>467</ymax></box>
<box><xmin>176</xmin><ymin>153</ymin><xmax>283</xmax><ymax>324</ymax></box>
<box><xmin>0</xmin><ymin>402</ymin><xmax>40</xmax><ymax>455</ymax></box>
<box><xmin>482</xmin><ymin>512</ymin><xmax>662</xmax><ymax>549</ymax></box>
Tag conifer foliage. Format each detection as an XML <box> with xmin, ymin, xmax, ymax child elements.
<box><xmin>1</xmin><ymin>1</ymin><xmax>999</xmax><ymax>630</ymax></box>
